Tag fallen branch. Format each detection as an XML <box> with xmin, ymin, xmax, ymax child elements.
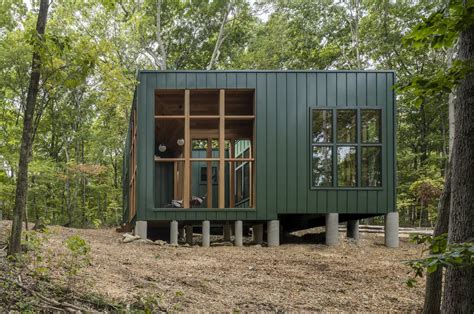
<box><xmin>70</xmin><ymin>295</ymin><xmax>120</xmax><ymax>311</ymax></box>
<box><xmin>1</xmin><ymin>275</ymin><xmax>87</xmax><ymax>312</ymax></box>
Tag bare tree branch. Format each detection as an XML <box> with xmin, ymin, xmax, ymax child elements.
<box><xmin>207</xmin><ymin>2</ymin><xmax>233</xmax><ymax>70</ymax></box>
<box><xmin>155</xmin><ymin>0</ymin><xmax>167</xmax><ymax>70</ymax></box>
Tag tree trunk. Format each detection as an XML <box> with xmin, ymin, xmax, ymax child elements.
<box><xmin>64</xmin><ymin>144</ymin><xmax>73</xmax><ymax>226</ymax></box>
<box><xmin>8</xmin><ymin>0</ymin><xmax>49</xmax><ymax>257</ymax></box>
<box><xmin>155</xmin><ymin>0</ymin><xmax>167</xmax><ymax>70</ymax></box>
<box><xmin>422</xmin><ymin>46</ymin><xmax>456</xmax><ymax>314</ymax></box>
<box><xmin>441</xmin><ymin>23</ymin><xmax>474</xmax><ymax>313</ymax></box>
<box><xmin>423</xmin><ymin>163</ymin><xmax>451</xmax><ymax>314</ymax></box>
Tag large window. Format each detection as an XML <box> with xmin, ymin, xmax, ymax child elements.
<box><xmin>311</xmin><ymin>108</ymin><xmax>382</xmax><ymax>188</ymax></box>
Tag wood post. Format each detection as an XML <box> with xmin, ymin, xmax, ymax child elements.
<box><xmin>229</xmin><ymin>139</ymin><xmax>235</xmax><ymax>208</ymax></box>
<box><xmin>219</xmin><ymin>89</ymin><xmax>225</xmax><ymax>208</ymax></box>
<box><xmin>184</xmin><ymin>90</ymin><xmax>190</xmax><ymax>208</ymax></box>
<box><xmin>173</xmin><ymin>161</ymin><xmax>178</xmax><ymax>200</ymax></box>
<box><xmin>207</xmin><ymin>138</ymin><xmax>212</xmax><ymax>208</ymax></box>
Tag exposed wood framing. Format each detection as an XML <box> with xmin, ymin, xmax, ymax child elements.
<box><xmin>155</xmin><ymin>115</ymin><xmax>185</xmax><ymax>119</ymax></box>
<box><xmin>225</xmin><ymin>115</ymin><xmax>255</xmax><ymax>120</ymax></box>
<box><xmin>177</xmin><ymin>160</ymin><xmax>183</xmax><ymax>200</ymax></box>
<box><xmin>183</xmin><ymin>90</ymin><xmax>190</xmax><ymax>208</ymax></box>
<box><xmin>155</xmin><ymin>115</ymin><xmax>255</xmax><ymax>120</ymax></box>
<box><xmin>155</xmin><ymin>157</ymin><xmax>254</xmax><ymax>162</ymax></box>
<box><xmin>219</xmin><ymin>89</ymin><xmax>225</xmax><ymax>208</ymax></box>
<box><xmin>206</xmin><ymin>138</ymin><xmax>212</xmax><ymax>208</ymax></box>
<box><xmin>229</xmin><ymin>139</ymin><xmax>235</xmax><ymax>208</ymax></box>
<box><xmin>154</xmin><ymin>88</ymin><xmax>255</xmax><ymax>210</ymax></box>
<box><xmin>173</xmin><ymin>161</ymin><xmax>178</xmax><ymax>199</ymax></box>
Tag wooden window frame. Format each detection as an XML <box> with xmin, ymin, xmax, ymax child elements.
<box><xmin>154</xmin><ymin>89</ymin><xmax>255</xmax><ymax>209</ymax></box>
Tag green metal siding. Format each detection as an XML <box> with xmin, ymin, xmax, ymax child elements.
<box><xmin>130</xmin><ymin>70</ymin><xmax>396</xmax><ymax>222</ymax></box>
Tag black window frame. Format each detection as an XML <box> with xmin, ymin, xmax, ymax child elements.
<box><xmin>309</xmin><ymin>107</ymin><xmax>383</xmax><ymax>190</ymax></box>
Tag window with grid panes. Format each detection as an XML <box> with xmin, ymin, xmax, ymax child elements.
<box><xmin>311</xmin><ymin>108</ymin><xmax>382</xmax><ymax>188</ymax></box>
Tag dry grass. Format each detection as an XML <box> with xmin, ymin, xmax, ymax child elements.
<box><xmin>0</xmin><ymin>220</ymin><xmax>425</xmax><ymax>312</ymax></box>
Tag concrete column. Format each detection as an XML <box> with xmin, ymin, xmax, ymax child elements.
<box><xmin>135</xmin><ymin>221</ymin><xmax>147</xmax><ymax>239</ymax></box>
<box><xmin>267</xmin><ymin>220</ymin><xmax>280</xmax><ymax>247</ymax></box>
<box><xmin>385</xmin><ymin>212</ymin><xmax>399</xmax><ymax>248</ymax></box>
<box><xmin>234</xmin><ymin>220</ymin><xmax>243</xmax><ymax>247</ymax></box>
<box><xmin>202</xmin><ymin>220</ymin><xmax>210</xmax><ymax>247</ymax></box>
<box><xmin>178</xmin><ymin>227</ymin><xmax>185</xmax><ymax>242</ymax></box>
<box><xmin>223</xmin><ymin>223</ymin><xmax>232</xmax><ymax>242</ymax></box>
<box><xmin>185</xmin><ymin>225</ymin><xmax>193</xmax><ymax>245</ymax></box>
<box><xmin>252</xmin><ymin>224</ymin><xmax>263</xmax><ymax>244</ymax></box>
<box><xmin>347</xmin><ymin>219</ymin><xmax>359</xmax><ymax>240</ymax></box>
<box><xmin>170</xmin><ymin>220</ymin><xmax>178</xmax><ymax>245</ymax></box>
<box><xmin>325</xmin><ymin>213</ymin><xmax>339</xmax><ymax>246</ymax></box>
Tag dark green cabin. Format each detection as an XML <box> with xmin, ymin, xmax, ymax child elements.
<box><xmin>123</xmin><ymin>70</ymin><xmax>396</xmax><ymax>240</ymax></box>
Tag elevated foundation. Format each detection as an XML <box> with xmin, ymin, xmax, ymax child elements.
<box><xmin>202</xmin><ymin>221</ymin><xmax>210</xmax><ymax>247</ymax></box>
<box><xmin>325</xmin><ymin>214</ymin><xmax>339</xmax><ymax>246</ymax></box>
<box><xmin>234</xmin><ymin>221</ymin><xmax>243</xmax><ymax>246</ymax></box>
<box><xmin>347</xmin><ymin>220</ymin><xmax>359</xmax><ymax>240</ymax></box>
<box><xmin>170</xmin><ymin>220</ymin><xmax>178</xmax><ymax>245</ymax></box>
<box><xmin>384</xmin><ymin>212</ymin><xmax>399</xmax><ymax>248</ymax></box>
<box><xmin>135</xmin><ymin>221</ymin><xmax>147</xmax><ymax>239</ymax></box>
<box><xmin>267</xmin><ymin>220</ymin><xmax>280</xmax><ymax>247</ymax></box>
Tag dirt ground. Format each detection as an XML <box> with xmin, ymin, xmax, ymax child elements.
<box><xmin>0</xmin><ymin>221</ymin><xmax>425</xmax><ymax>312</ymax></box>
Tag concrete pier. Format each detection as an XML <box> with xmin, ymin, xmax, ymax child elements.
<box><xmin>347</xmin><ymin>219</ymin><xmax>359</xmax><ymax>240</ymax></box>
<box><xmin>170</xmin><ymin>220</ymin><xmax>178</xmax><ymax>245</ymax></box>
<box><xmin>384</xmin><ymin>212</ymin><xmax>399</xmax><ymax>248</ymax></box>
<box><xmin>202</xmin><ymin>221</ymin><xmax>210</xmax><ymax>247</ymax></box>
<box><xmin>252</xmin><ymin>224</ymin><xmax>263</xmax><ymax>244</ymax></box>
<box><xmin>135</xmin><ymin>221</ymin><xmax>147</xmax><ymax>239</ymax></box>
<box><xmin>185</xmin><ymin>225</ymin><xmax>193</xmax><ymax>245</ymax></box>
<box><xmin>267</xmin><ymin>220</ymin><xmax>280</xmax><ymax>247</ymax></box>
<box><xmin>223</xmin><ymin>223</ymin><xmax>232</xmax><ymax>242</ymax></box>
<box><xmin>234</xmin><ymin>220</ymin><xmax>243</xmax><ymax>246</ymax></box>
<box><xmin>325</xmin><ymin>213</ymin><xmax>339</xmax><ymax>246</ymax></box>
<box><xmin>178</xmin><ymin>227</ymin><xmax>185</xmax><ymax>242</ymax></box>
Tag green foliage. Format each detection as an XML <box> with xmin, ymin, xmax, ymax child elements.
<box><xmin>63</xmin><ymin>235</ymin><xmax>91</xmax><ymax>278</ymax></box>
<box><xmin>405</xmin><ymin>233</ymin><xmax>474</xmax><ymax>286</ymax></box>
<box><xmin>397</xmin><ymin>60</ymin><xmax>473</xmax><ymax>108</ymax></box>
<box><xmin>403</xmin><ymin>0</ymin><xmax>474</xmax><ymax>50</ymax></box>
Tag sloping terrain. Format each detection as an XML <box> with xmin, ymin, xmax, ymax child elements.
<box><xmin>0</xmin><ymin>221</ymin><xmax>424</xmax><ymax>312</ymax></box>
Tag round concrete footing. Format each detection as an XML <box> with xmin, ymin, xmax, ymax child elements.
<box><xmin>347</xmin><ymin>220</ymin><xmax>359</xmax><ymax>240</ymax></box>
<box><xmin>267</xmin><ymin>220</ymin><xmax>280</xmax><ymax>247</ymax></box>
<box><xmin>170</xmin><ymin>220</ymin><xmax>178</xmax><ymax>245</ymax></box>
<box><xmin>202</xmin><ymin>221</ymin><xmax>210</xmax><ymax>247</ymax></box>
<box><xmin>385</xmin><ymin>212</ymin><xmax>399</xmax><ymax>248</ymax></box>
<box><xmin>234</xmin><ymin>221</ymin><xmax>243</xmax><ymax>247</ymax></box>
<box><xmin>325</xmin><ymin>214</ymin><xmax>339</xmax><ymax>246</ymax></box>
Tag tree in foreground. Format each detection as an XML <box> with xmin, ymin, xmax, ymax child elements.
<box><xmin>402</xmin><ymin>0</ymin><xmax>474</xmax><ymax>312</ymax></box>
<box><xmin>8</xmin><ymin>0</ymin><xmax>50</xmax><ymax>256</ymax></box>
<box><xmin>442</xmin><ymin>15</ymin><xmax>474</xmax><ymax>314</ymax></box>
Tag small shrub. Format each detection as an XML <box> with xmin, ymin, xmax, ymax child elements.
<box><xmin>63</xmin><ymin>235</ymin><xmax>91</xmax><ymax>281</ymax></box>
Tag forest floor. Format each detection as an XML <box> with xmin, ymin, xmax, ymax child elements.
<box><xmin>0</xmin><ymin>220</ymin><xmax>426</xmax><ymax>312</ymax></box>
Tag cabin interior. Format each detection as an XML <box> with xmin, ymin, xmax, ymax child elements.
<box><xmin>153</xmin><ymin>89</ymin><xmax>255</xmax><ymax>210</ymax></box>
